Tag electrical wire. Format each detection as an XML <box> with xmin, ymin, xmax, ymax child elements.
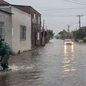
<box><xmin>41</xmin><ymin>7</ymin><xmax>86</xmax><ymax>11</ymax></box>
<box><xmin>64</xmin><ymin>0</ymin><xmax>86</xmax><ymax>6</ymax></box>
<box><xmin>67</xmin><ymin>0</ymin><xmax>86</xmax><ymax>4</ymax></box>
<box><xmin>43</xmin><ymin>14</ymin><xmax>86</xmax><ymax>17</ymax></box>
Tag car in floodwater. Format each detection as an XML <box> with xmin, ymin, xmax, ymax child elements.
<box><xmin>64</xmin><ymin>39</ymin><xmax>73</xmax><ymax>45</ymax></box>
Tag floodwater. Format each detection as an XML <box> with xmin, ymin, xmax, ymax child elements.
<box><xmin>0</xmin><ymin>39</ymin><xmax>86</xmax><ymax>86</ymax></box>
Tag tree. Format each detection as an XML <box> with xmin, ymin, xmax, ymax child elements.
<box><xmin>46</xmin><ymin>30</ymin><xmax>54</xmax><ymax>42</ymax></box>
<box><xmin>58</xmin><ymin>30</ymin><xmax>68</xmax><ymax>39</ymax></box>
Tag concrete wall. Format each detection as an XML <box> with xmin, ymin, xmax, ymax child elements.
<box><xmin>11</xmin><ymin>7</ymin><xmax>31</xmax><ymax>53</ymax></box>
<box><xmin>0</xmin><ymin>11</ymin><xmax>12</xmax><ymax>47</ymax></box>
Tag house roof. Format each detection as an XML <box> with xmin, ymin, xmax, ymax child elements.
<box><xmin>0</xmin><ymin>0</ymin><xmax>41</xmax><ymax>16</ymax></box>
<box><xmin>12</xmin><ymin>5</ymin><xmax>41</xmax><ymax>16</ymax></box>
<box><xmin>0</xmin><ymin>0</ymin><xmax>10</xmax><ymax>5</ymax></box>
<box><xmin>0</xmin><ymin>9</ymin><xmax>12</xmax><ymax>15</ymax></box>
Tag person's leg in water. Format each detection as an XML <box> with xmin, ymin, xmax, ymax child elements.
<box><xmin>1</xmin><ymin>52</ymin><xmax>10</xmax><ymax>70</ymax></box>
<box><xmin>0</xmin><ymin>54</ymin><xmax>4</xmax><ymax>62</ymax></box>
<box><xmin>0</xmin><ymin>50</ymin><xmax>6</xmax><ymax>63</ymax></box>
<box><xmin>0</xmin><ymin>54</ymin><xmax>4</xmax><ymax>66</ymax></box>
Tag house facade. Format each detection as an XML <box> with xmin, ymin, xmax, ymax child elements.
<box><xmin>0</xmin><ymin>0</ymin><xmax>42</xmax><ymax>51</ymax></box>
<box><xmin>11</xmin><ymin>6</ymin><xmax>31</xmax><ymax>53</ymax></box>
<box><xmin>12</xmin><ymin>5</ymin><xmax>41</xmax><ymax>48</ymax></box>
<box><xmin>0</xmin><ymin>6</ymin><xmax>31</xmax><ymax>53</ymax></box>
<box><xmin>30</xmin><ymin>7</ymin><xmax>41</xmax><ymax>48</ymax></box>
<box><xmin>0</xmin><ymin>9</ymin><xmax>12</xmax><ymax>47</ymax></box>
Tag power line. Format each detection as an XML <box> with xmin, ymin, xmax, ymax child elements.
<box><xmin>64</xmin><ymin>0</ymin><xmax>86</xmax><ymax>6</ymax></box>
<box><xmin>68</xmin><ymin>0</ymin><xmax>86</xmax><ymax>4</ymax></box>
<box><xmin>43</xmin><ymin>14</ymin><xmax>86</xmax><ymax>17</ymax></box>
<box><xmin>41</xmin><ymin>7</ymin><xmax>86</xmax><ymax>11</ymax></box>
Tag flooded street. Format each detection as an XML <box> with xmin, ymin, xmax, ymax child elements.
<box><xmin>0</xmin><ymin>39</ymin><xmax>86</xmax><ymax>86</ymax></box>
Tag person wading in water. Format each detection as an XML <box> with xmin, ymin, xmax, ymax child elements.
<box><xmin>0</xmin><ymin>37</ymin><xmax>13</xmax><ymax>71</ymax></box>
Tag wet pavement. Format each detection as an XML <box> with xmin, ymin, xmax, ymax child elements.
<box><xmin>0</xmin><ymin>39</ymin><xmax>86</xmax><ymax>86</ymax></box>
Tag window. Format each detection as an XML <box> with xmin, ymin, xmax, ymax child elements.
<box><xmin>32</xmin><ymin>14</ymin><xmax>37</xmax><ymax>24</ymax></box>
<box><xmin>37</xmin><ymin>32</ymin><xmax>40</xmax><ymax>40</ymax></box>
<box><xmin>0</xmin><ymin>22</ymin><xmax>5</xmax><ymax>38</ymax></box>
<box><xmin>38</xmin><ymin>16</ymin><xmax>41</xmax><ymax>24</ymax></box>
<box><xmin>20</xmin><ymin>25</ymin><xmax>26</xmax><ymax>40</ymax></box>
<box><xmin>34</xmin><ymin>14</ymin><xmax>36</xmax><ymax>19</ymax></box>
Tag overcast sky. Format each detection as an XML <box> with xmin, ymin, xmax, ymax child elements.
<box><xmin>5</xmin><ymin>0</ymin><xmax>86</xmax><ymax>34</ymax></box>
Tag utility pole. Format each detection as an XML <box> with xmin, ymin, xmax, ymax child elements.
<box><xmin>43</xmin><ymin>19</ymin><xmax>45</xmax><ymax>30</ymax></box>
<box><xmin>76</xmin><ymin>15</ymin><xmax>83</xmax><ymax>29</ymax></box>
<box><xmin>46</xmin><ymin>26</ymin><xmax>47</xmax><ymax>30</ymax></box>
<box><xmin>67</xmin><ymin>25</ymin><xmax>70</xmax><ymax>38</ymax></box>
<box><xmin>67</xmin><ymin>25</ymin><xmax>70</xmax><ymax>32</ymax></box>
<box><xmin>42</xmin><ymin>19</ymin><xmax>45</xmax><ymax>46</ymax></box>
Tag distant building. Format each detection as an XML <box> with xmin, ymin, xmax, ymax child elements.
<box><xmin>79</xmin><ymin>26</ymin><xmax>86</xmax><ymax>34</ymax></box>
<box><xmin>0</xmin><ymin>5</ymin><xmax>31</xmax><ymax>53</ymax></box>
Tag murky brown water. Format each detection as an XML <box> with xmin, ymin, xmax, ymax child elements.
<box><xmin>0</xmin><ymin>39</ymin><xmax>86</xmax><ymax>86</ymax></box>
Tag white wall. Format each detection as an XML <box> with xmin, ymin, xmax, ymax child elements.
<box><xmin>0</xmin><ymin>11</ymin><xmax>12</xmax><ymax>47</ymax></box>
<box><xmin>11</xmin><ymin>7</ymin><xmax>31</xmax><ymax>53</ymax></box>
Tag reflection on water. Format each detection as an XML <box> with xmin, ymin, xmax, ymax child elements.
<box><xmin>64</xmin><ymin>44</ymin><xmax>74</xmax><ymax>54</ymax></box>
<box><xmin>62</xmin><ymin>44</ymin><xmax>76</xmax><ymax>77</ymax></box>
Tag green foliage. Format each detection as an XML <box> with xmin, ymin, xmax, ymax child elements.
<box><xmin>47</xmin><ymin>30</ymin><xmax>54</xmax><ymax>40</ymax></box>
<box><xmin>58</xmin><ymin>30</ymin><xmax>70</xmax><ymax>39</ymax></box>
